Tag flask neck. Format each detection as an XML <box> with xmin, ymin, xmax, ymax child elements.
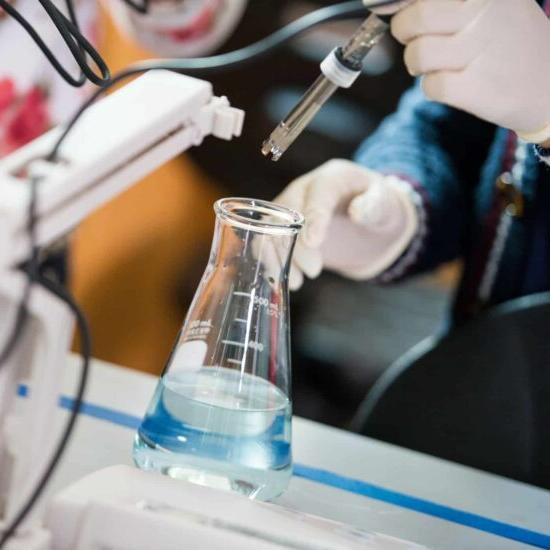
<box><xmin>210</xmin><ymin>198</ymin><xmax>303</xmax><ymax>287</ymax></box>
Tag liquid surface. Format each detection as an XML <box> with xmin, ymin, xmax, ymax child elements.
<box><xmin>133</xmin><ymin>367</ymin><xmax>292</xmax><ymax>501</ymax></box>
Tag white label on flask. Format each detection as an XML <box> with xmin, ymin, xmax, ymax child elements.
<box><xmin>171</xmin><ymin>340</ymin><xmax>207</xmax><ymax>373</ymax></box>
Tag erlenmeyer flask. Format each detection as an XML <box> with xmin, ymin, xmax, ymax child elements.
<box><xmin>133</xmin><ymin>198</ymin><xmax>303</xmax><ymax>501</ymax></box>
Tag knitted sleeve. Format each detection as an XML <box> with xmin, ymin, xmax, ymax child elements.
<box><xmin>354</xmin><ymin>81</ymin><xmax>496</xmax><ymax>280</ymax></box>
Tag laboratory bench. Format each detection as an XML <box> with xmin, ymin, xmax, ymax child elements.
<box><xmin>44</xmin><ymin>355</ymin><xmax>550</xmax><ymax>550</ymax></box>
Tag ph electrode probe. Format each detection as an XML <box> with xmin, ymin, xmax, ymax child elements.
<box><xmin>262</xmin><ymin>0</ymin><xmax>398</xmax><ymax>161</ymax></box>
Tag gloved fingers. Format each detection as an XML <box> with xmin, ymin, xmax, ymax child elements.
<box><xmin>289</xmin><ymin>263</ymin><xmax>304</xmax><ymax>291</ymax></box>
<box><xmin>275</xmin><ymin>168</ymin><xmax>333</xmax><ymax>251</ymax></box>
<box><xmin>347</xmin><ymin>186</ymin><xmax>399</xmax><ymax>233</ymax></box>
<box><xmin>391</xmin><ymin>0</ymin><xmax>472</xmax><ymax>45</ymax></box>
<box><xmin>322</xmin><ymin>179</ymin><xmax>419</xmax><ymax>281</ymax></box>
<box><xmin>421</xmin><ymin>69</ymin><xmax>474</xmax><ymax>112</ymax></box>
<box><xmin>273</xmin><ymin>171</ymin><xmax>314</xmax><ymax>213</ymax></box>
<box><xmin>301</xmin><ymin>160</ymin><xmax>373</xmax><ymax>248</ymax></box>
<box><xmin>292</xmin><ymin>241</ymin><xmax>323</xmax><ymax>280</ymax></box>
<box><xmin>404</xmin><ymin>34</ymin><xmax>471</xmax><ymax>76</ymax></box>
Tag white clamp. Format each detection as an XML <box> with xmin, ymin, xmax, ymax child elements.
<box><xmin>320</xmin><ymin>48</ymin><xmax>362</xmax><ymax>89</ymax></box>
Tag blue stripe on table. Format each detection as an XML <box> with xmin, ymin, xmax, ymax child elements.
<box><xmin>19</xmin><ymin>384</ymin><xmax>550</xmax><ymax>549</ymax></box>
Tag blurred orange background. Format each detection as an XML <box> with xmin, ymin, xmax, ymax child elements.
<box><xmin>70</xmin><ymin>6</ymin><xmax>223</xmax><ymax>375</ymax></box>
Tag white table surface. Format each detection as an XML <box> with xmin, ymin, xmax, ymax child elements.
<box><xmin>44</xmin><ymin>355</ymin><xmax>550</xmax><ymax>550</ymax></box>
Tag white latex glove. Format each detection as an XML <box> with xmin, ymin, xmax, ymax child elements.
<box><xmin>391</xmin><ymin>0</ymin><xmax>550</xmax><ymax>143</ymax></box>
<box><xmin>274</xmin><ymin>160</ymin><xmax>419</xmax><ymax>290</ymax></box>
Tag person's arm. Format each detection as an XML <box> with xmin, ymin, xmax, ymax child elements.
<box><xmin>355</xmin><ymin>81</ymin><xmax>496</xmax><ymax>278</ymax></box>
<box><xmin>273</xmin><ymin>82</ymin><xmax>496</xmax><ymax>290</ymax></box>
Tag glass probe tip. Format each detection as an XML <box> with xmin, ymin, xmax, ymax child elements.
<box><xmin>261</xmin><ymin>139</ymin><xmax>282</xmax><ymax>162</ymax></box>
<box><xmin>261</xmin><ymin>13</ymin><xmax>390</xmax><ymax>162</ymax></box>
<box><xmin>261</xmin><ymin>123</ymin><xmax>289</xmax><ymax>162</ymax></box>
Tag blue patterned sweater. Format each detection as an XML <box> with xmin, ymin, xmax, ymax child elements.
<box><xmin>355</xmin><ymin>3</ymin><xmax>550</xmax><ymax>322</ymax></box>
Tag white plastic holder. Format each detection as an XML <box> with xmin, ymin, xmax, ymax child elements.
<box><xmin>320</xmin><ymin>48</ymin><xmax>362</xmax><ymax>89</ymax></box>
<box><xmin>44</xmin><ymin>465</ymin><xmax>426</xmax><ymax>550</ymax></box>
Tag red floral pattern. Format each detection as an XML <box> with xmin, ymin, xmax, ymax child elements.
<box><xmin>0</xmin><ymin>81</ymin><xmax>50</xmax><ymax>156</ymax></box>
<box><xmin>0</xmin><ymin>78</ymin><xmax>15</xmax><ymax>113</ymax></box>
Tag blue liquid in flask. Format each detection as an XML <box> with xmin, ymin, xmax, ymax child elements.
<box><xmin>133</xmin><ymin>367</ymin><xmax>292</xmax><ymax>501</ymax></box>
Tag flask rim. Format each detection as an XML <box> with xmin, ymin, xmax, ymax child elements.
<box><xmin>214</xmin><ymin>197</ymin><xmax>304</xmax><ymax>234</ymax></box>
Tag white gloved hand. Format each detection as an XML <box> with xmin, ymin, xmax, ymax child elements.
<box><xmin>274</xmin><ymin>160</ymin><xmax>419</xmax><ymax>290</ymax></box>
<box><xmin>391</xmin><ymin>0</ymin><xmax>550</xmax><ymax>143</ymax></box>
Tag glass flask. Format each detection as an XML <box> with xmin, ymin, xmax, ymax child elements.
<box><xmin>133</xmin><ymin>198</ymin><xmax>304</xmax><ymax>501</ymax></box>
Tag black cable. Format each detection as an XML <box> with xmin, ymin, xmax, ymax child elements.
<box><xmin>0</xmin><ymin>275</ymin><xmax>91</xmax><ymax>549</ymax></box>
<box><xmin>63</xmin><ymin>0</ymin><xmax>87</xmax><ymax>87</ymax></box>
<box><xmin>64</xmin><ymin>0</ymin><xmax>78</xmax><ymax>26</ymax></box>
<box><xmin>38</xmin><ymin>0</ymin><xmax>110</xmax><ymax>86</ymax></box>
<box><xmin>0</xmin><ymin>0</ymin><xmax>84</xmax><ymax>87</ymax></box>
<box><xmin>0</xmin><ymin>0</ymin><xmax>110</xmax><ymax>87</ymax></box>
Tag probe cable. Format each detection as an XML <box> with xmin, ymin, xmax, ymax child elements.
<box><xmin>0</xmin><ymin>0</ymin><xmax>110</xmax><ymax>87</ymax></box>
<box><xmin>63</xmin><ymin>0</ymin><xmax>87</xmax><ymax>86</ymax></box>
